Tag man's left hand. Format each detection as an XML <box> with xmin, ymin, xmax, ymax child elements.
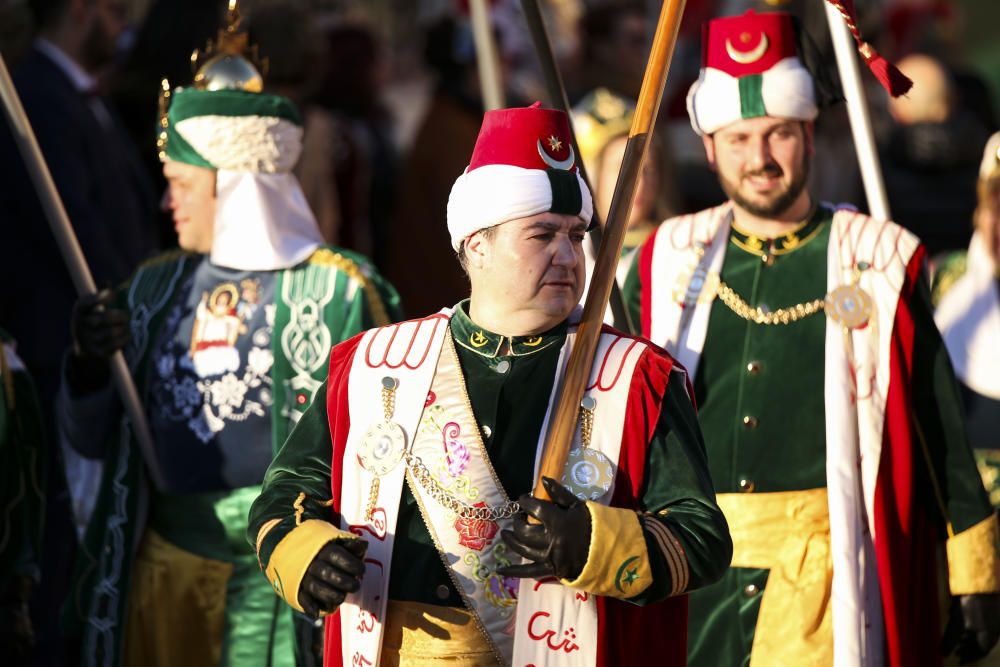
<box><xmin>497</xmin><ymin>477</ymin><xmax>591</xmax><ymax>581</ymax></box>
<box><xmin>942</xmin><ymin>594</ymin><xmax>1000</xmax><ymax>663</ymax></box>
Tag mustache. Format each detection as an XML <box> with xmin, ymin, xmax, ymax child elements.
<box><xmin>742</xmin><ymin>164</ymin><xmax>783</xmax><ymax>179</ymax></box>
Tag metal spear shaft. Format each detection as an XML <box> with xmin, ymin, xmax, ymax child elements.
<box><xmin>823</xmin><ymin>2</ymin><xmax>892</xmax><ymax>221</ymax></box>
<box><xmin>0</xmin><ymin>53</ymin><xmax>167</xmax><ymax>491</ymax></box>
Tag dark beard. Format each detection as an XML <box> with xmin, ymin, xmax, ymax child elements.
<box><xmin>719</xmin><ymin>158</ymin><xmax>810</xmax><ymax>219</ymax></box>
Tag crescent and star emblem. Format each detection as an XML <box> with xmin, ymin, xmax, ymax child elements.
<box><xmin>725</xmin><ymin>32</ymin><xmax>770</xmax><ymax>65</ymax></box>
<box><xmin>470</xmin><ymin>331</ymin><xmax>490</xmax><ymax>348</ymax></box>
<box><xmin>536</xmin><ymin>138</ymin><xmax>575</xmax><ymax>170</ymax></box>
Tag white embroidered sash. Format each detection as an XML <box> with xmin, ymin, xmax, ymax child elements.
<box><xmin>339</xmin><ymin>313</ymin><xmax>645</xmax><ymax>667</ymax></box>
<box><xmin>338</xmin><ymin>314</ymin><xmax>452</xmax><ymax>667</ymax></box>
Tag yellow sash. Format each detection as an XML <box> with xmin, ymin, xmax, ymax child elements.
<box><xmin>124</xmin><ymin>530</ymin><xmax>232</xmax><ymax>666</ymax></box>
<box><xmin>717</xmin><ymin>488</ymin><xmax>833</xmax><ymax>667</ymax></box>
<box><xmin>380</xmin><ymin>601</ymin><xmax>497</xmax><ymax>666</ymax></box>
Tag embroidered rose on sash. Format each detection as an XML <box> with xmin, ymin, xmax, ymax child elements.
<box><xmin>454</xmin><ymin>502</ymin><xmax>498</xmax><ymax>551</ymax></box>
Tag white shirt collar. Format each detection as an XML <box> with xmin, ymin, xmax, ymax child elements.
<box><xmin>34</xmin><ymin>38</ymin><xmax>97</xmax><ymax>94</ymax></box>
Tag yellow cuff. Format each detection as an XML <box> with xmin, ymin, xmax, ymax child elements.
<box><xmin>561</xmin><ymin>503</ymin><xmax>651</xmax><ymax>599</ymax></box>
<box><xmin>947</xmin><ymin>513</ymin><xmax>1000</xmax><ymax>595</ymax></box>
<box><xmin>264</xmin><ymin>519</ymin><xmax>358</xmax><ymax>612</ymax></box>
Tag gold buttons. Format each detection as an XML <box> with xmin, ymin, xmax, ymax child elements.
<box><xmin>435</xmin><ymin>584</ymin><xmax>451</xmax><ymax>600</ymax></box>
<box><xmin>742</xmin><ymin>415</ymin><xmax>758</xmax><ymax>429</ymax></box>
<box><xmin>743</xmin><ymin>583</ymin><xmax>760</xmax><ymax>597</ymax></box>
<box><xmin>738</xmin><ymin>478</ymin><xmax>755</xmax><ymax>493</ymax></box>
<box><xmin>482</xmin><ymin>425</ymin><xmax>492</xmax><ymax>439</ymax></box>
<box><xmin>746</xmin><ymin>361</ymin><xmax>761</xmax><ymax>375</ymax></box>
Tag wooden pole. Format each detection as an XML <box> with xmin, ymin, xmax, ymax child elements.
<box><xmin>469</xmin><ymin>0</ymin><xmax>506</xmax><ymax>111</ymax></box>
<box><xmin>823</xmin><ymin>2</ymin><xmax>891</xmax><ymax>220</ymax></box>
<box><xmin>520</xmin><ymin>0</ymin><xmax>635</xmax><ymax>334</ymax></box>
<box><xmin>0</xmin><ymin>53</ymin><xmax>167</xmax><ymax>491</ymax></box>
<box><xmin>533</xmin><ymin>0</ymin><xmax>686</xmax><ymax>500</ymax></box>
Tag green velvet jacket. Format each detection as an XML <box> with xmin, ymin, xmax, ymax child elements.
<box><xmin>249</xmin><ymin>302</ymin><xmax>732</xmax><ymax>611</ymax></box>
<box><xmin>623</xmin><ymin>206</ymin><xmax>995</xmax><ymax>667</ymax></box>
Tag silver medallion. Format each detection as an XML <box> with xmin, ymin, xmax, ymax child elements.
<box><xmin>561</xmin><ymin>447</ymin><xmax>615</xmax><ymax>501</ymax></box>
<box><xmin>359</xmin><ymin>421</ymin><xmax>406</xmax><ymax>476</ymax></box>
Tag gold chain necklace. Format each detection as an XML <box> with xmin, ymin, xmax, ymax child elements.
<box><xmin>716</xmin><ymin>280</ymin><xmax>826</xmax><ymax>325</ymax></box>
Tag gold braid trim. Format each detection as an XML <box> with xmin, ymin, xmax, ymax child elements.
<box><xmin>716</xmin><ymin>280</ymin><xmax>826</xmax><ymax>325</ymax></box>
<box><xmin>308</xmin><ymin>248</ymin><xmax>390</xmax><ymax>326</ymax></box>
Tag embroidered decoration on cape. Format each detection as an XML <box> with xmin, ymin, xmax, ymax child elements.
<box><xmin>562</xmin><ymin>396</ymin><xmax>614</xmax><ymax>501</ymax></box>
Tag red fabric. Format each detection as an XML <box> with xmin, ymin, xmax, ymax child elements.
<box><xmin>873</xmin><ymin>245</ymin><xmax>942</xmax><ymax>667</ymax></box>
<box><xmin>702</xmin><ymin>10</ymin><xmax>798</xmax><ymax>77</ymax></box>
<box><xmin>467</xmin><ymin>103</ymin><xmax>578</xmax><ymax>172</ymax></box>
<box><xmin>638</xmin><ymin>229</ymin><xmax>658</xmax><ymax>338</ymax></box>
<box><xmin>322</xmin><ymin>332</ymin><xmax>366</xmax><ymax>667</ymax></box>
<box><xmin>596</xmin><ymin>342</ymin><xmax>688</xmax><ymax>667</ymax></box>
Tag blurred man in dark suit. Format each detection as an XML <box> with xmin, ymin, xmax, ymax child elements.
<box><xmin>0</xmin><ymin>0</ymin><xmax>158</xmax><ymax>663</ymax></box>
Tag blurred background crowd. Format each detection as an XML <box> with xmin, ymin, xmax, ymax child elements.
<box><xmin>1</xmin><ymin>0</ymin><xmax>999</xmax><ymax>664</ymax></box>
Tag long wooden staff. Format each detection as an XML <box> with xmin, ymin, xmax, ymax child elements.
<box><xmin>469</xmin><ymin>0</ymin><xmax>506</xmax><ymax>111</ymax></box>
<box><xmin>520</xmin><ymin>0</ymin><xmax>635</xmax><ymax>334</ymax></box>
<box><xmin>0</xmin><ymin>53</ymin><xmax>167</xmax><ymax>491</ymax></box>
<box><xmin>533</xmin><ymin>0</ymin><xmax>686</xmax><ymax>501</ymax></box>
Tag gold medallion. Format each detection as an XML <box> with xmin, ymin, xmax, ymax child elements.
<box><xmin>825</xmin><ymin>284</ymin><xmax>873</xmax><ymax>329</ymax></box>
<box><xmin>562</xmin><ymin>448</ymin><xmax>615</xmax><ymax>501</ymax></box>
<box><xmin>359</xmin><ymin>421</ymin><xmax>406</xmax><ymax>476</ymax></box>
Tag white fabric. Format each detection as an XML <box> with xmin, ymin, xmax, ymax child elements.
<box><xmin>175</xmin><ymin>115</ymin><xmax>302</xmax><ymax>173</ymax></box>
<box><xmin>686</xmin><ymin>57</ymin><xmax>818</xmax><ymax>136</ymax></box>
<box><xmin>210</xmin><ymin>171</ymin><xmax>322</xmax><ymax>271</ymax></box>
<box><xmin>644</xmin><ymin>205</ymin><xmax>921</xmax><ymax>667</ymax></box>
<box><xmin>936</xmin><ymin>232</ymin><xmax>1000</xmax><ymax>400</ymax></box>
<box><xmin>338</xmin><ymin>314</ymin><xmax>452</xmax><ymax>667</ymax></box>
<box><xmin>447</xmin><ymin>164</ymin><xmax>594</xmax><ymax>250</ymax></box>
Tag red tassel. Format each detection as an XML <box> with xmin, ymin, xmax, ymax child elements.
<box><xmin>861</xmin><ymin>46</ymin><xmax>913</xmax><ymax>97</ymax></box>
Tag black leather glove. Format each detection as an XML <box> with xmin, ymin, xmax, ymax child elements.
<box><xmin>298</xmin><ymin>538</ymin><xmax>368</xmax><ymax>618</ymax></box>
<box><xmin>497</xmin><ymin>477</ymin><xmax>592</xmax><ymax>581</ymax></box>
<box><xmin>942</xmin><ymin>593</ymin><xmax>1000</xmax><ymax>663</ymax></box>
<box><xmin>68</xmin><ymin>289</ymin><xmax>130</xmax><ymax>394</ymax></box>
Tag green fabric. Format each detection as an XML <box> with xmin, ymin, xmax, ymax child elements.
<box><xmin>738</xmin><ymin>74</ymin><xmax>766</xmax><ymax>120</ymax></box>
<box><xmin>0</xmin><ymin>330</ymin><xmax>47</xmax><ymax>592</ymax></box>
<box><xmin>250</xmin><ymin>302</ymin><xmax>732</xmax><ymax>610</ymax></box>
<box><xmin>930</xmin><ymin>250</ymin><xmax>968</xmax><ymax>307</ymax></box>
<box><xmin>164</xmin><ymin>88</ymin><xmax>302</xmax><ymax>167</ymax></box>
<box><xmin>546</xmin><ymin>169</ymin><xmax>583</xmax><ymax>216</ymax></box>
<box><xmin>622</xmin><ymin>205</ymin><xmax>995</xmax><ymax>667</ymax></box>
<box><xmin>65</xmin><ymin>246</ymin><xmax>400</xmax><ymax>667</ymax></box>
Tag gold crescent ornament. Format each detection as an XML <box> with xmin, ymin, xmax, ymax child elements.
<box><xmin>725</xmin><ymin>33</ymin><xmax>770</xmax><ymax>65</ymax></box>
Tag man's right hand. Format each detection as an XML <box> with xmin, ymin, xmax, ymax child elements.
<box><xmin>298</xmin><ymin>539</ymin><xmax>368</xmax><ymax>618</ymax></box>
<box><xmin>68</xmin><ymin>289</ymin><xmax>130</xmax><ymax>393</ymax></box>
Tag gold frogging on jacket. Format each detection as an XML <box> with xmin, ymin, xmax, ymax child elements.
<box><xmin>716</xmin><ymin>488</ymin><xmax>833</xmax><ymax>666</ymax></box>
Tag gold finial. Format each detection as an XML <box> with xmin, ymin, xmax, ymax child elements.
<box><xmin>189</xmin><ymin>0</ymin><xmax>268</xmax><ymax>92</ymax></box>
<box><xmin>157</xmin><ymin>78</ymin><xmax>171</xmax><ymax>160</ymax></box>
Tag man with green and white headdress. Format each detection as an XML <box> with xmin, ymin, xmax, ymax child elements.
<box><xmin>58</xmin><ymin>4</ymin><xmax>400</xmax><ymax>666</ymax></box>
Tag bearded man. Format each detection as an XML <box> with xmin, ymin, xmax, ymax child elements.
<box><xmin>623</xmin><ymin>10</ymin><xmax>1000</xmax><ymax>667</ymax></box>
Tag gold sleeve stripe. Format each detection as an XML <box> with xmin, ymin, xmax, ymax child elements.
<box><xmin>255</xmin><ymin>518</ymin><xmax>282</xmax><ymax>560</ymax></box>
<box><xmin>946</xmin><ymin>513</ymin><xmax>1000</xmax><ymax>595</ymax></box>
<box><xmin>642</xmin><ymin>516</ymin><xmax>689</xmax><ymax>595</ymax></box>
